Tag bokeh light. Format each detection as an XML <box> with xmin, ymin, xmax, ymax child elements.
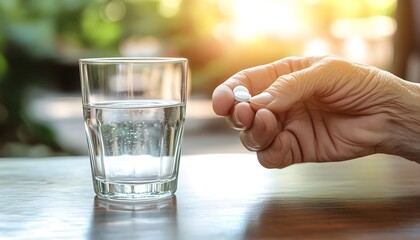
<box><xmin>159</xmin><ymin>0</ymin><xmax>182</xmax><ymax>18</ymax></box>
<box><xmin>102</xmin><ymin>0</ymin><xmax>126</xmax><ymax>22</ymax></box>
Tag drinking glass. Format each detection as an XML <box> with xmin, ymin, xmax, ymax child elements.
<box><xmin>79</xmin><ymin>57</ymin><xmax>188</xmax><ymax>201</ymax></box>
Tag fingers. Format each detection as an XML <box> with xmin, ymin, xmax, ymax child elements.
<box><xmin>212</xmin><ymin>85</ymin><xmax>254</xmax><ymax>130</ymax></box>
<box><xmin>212</xmin><ymin>85</ymin><xmax>235</xmax><ymax>116</ymax></box>
<box><xmin>240</xmin><ymin>110</ymin><xmax>306</xmax><ymax>169</ymax></box>
<box><xmin>249</xmin><ymin>56</ymin><xmax>369</xmax><ymax>113</ymax></box>
<box><xmin>212</xmin><ymin>55</ymin><xmax>397</xmax><ymax>169</ymax></box>
<box><xmin>256</xmin><ymin>131</ymin><xmax>302</xmax><ymax>169</ymax></box>
<box><xmin>239</xmin><ymin>109</ymin><xmax>279</xmax><ymax>151</ymax></box>
<box><xmin>226</xmin><ymin>102</ymin><xmax>255</xmax><ymax>130</ymax></box>
<box><xmin>249</xmin><ymin>58</ymin><xmax>324</xmax><ymax>113</ymax></box>
<box><xmin>212</xmin><ymin>56</ymin><xmax>326</xmax><ymax>117</ymax></box>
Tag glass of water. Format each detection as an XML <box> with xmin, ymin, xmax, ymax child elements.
<box><xmin>79</xmin><ymin>57</ymin><xmax>188</xmax><ymax>201</ymax></box>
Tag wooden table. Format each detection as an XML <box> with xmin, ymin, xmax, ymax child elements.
<box><xmin>2</xmin><ymin>154</ymin><xmax>420</xmax><ymax>239</ymax></box>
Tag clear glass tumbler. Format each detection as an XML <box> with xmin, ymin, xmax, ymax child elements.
<box><xmin>79</xmin><ymin>57</ymin><xmax>188</xmax><ymax>201</ymax></box>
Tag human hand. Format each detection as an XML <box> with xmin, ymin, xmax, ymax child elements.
<box><xmin>212</xmin><ymin>56</ymin><xmax>420</xmax><ymax>168</ymax></box>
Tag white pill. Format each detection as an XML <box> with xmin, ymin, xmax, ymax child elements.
<box><xmin>233</xmin><ymin>86</ymin><xmax>249</xmax><ymax>94</ymax></box>
<box><xmin>234</xmin><ymin>91</ymin><xmax>251</xmax><ymax>102</ymax></box>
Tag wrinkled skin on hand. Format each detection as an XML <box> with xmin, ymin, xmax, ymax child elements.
<box><xmin>212</xmin><ymin>56</ymin><xmax>420</xmax><ymax>168</ymax></box>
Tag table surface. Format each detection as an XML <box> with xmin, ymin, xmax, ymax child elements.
<box><xmin>2</xmin><ymin>154</ymin><xmax>420</xmax><ymax>240</ymax></box>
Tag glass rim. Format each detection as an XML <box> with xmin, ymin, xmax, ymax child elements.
<box><xmin>79</xmin><ymin>57</ymin><xmax>187</xmax><ymax>64</ymax></box>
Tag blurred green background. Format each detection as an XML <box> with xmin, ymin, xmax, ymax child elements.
<box><xmin>0</xmin><ymin>0</ymin><xmax>398</xmax><ymax>157</ymax></box>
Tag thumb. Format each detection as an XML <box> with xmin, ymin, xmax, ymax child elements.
<box><xmin>249</xmin><ymin>67</ymin><xmax>315</xmax><ymax>113</ymax></box>
<box><xmin>249</xmin><ymin>56</ymin><xmax>365</xmax><ymax>113</ymax></box>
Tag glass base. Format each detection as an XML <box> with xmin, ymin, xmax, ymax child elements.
<box><xmin>93</xmin><ymin>177</ymin><xmax>177</xmax><ymax>202</ymax></box>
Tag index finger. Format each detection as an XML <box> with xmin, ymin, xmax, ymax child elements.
<box><xmin>224</xmin><ymin>56</ymin><xmax>327</xmax><ymax>94</ymax></box>
<box><xmin>212</xmin><ymin>64</ymin><xmax>282</xmax><ymax>116</ymax></box>
<box><xmin>212</xmin><ymin>56</ymin><xmax>326</xmax><ymax>116</ymax></box>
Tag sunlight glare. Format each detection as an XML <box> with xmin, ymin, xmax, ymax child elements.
<box><xmin>344</xmin><ymin>37</ymin><xmax>367</xmax><ymax>63</ymax></box>
<box><xmin>230</xmin><ymin>0</ymin><xmax>305</xmax><ymax>41</ymax></box>
<box><xmin>303</xmin><ymin>38</ymin><xmax>331</xmax><ymax>56</ymax></box>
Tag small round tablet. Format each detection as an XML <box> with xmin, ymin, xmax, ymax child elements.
<box><xmin>234</xmin><ymin>91</ymin><xmax>251</xmax><ymax>102</ymax></box>
<box><xmin>233</xmin><ymin>86</ymin><xmax>249</xmax><ymax>94</ymax></box>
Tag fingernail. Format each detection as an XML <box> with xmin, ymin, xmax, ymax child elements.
<box><xmin>250</xmin><ymin>92</ymin><xmax>274</xmax><ymax>107</ymax></box>
<box><xmin>226</xmin><ymin>109</ymin><xmax>246</xmax><ymax>130</ymax></box>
